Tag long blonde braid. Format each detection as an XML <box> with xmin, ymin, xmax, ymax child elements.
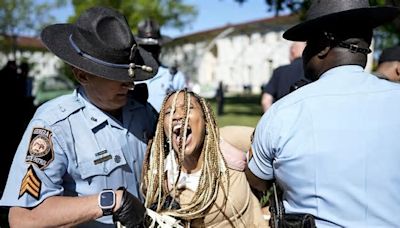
<box><xmin>141</xmin><ymin>89</ymin><xmax>230</xmax><ymax>222</ymax></box>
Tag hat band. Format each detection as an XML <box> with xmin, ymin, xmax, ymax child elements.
<box><xmin>137</xmin><ymin>37</ymin><xmax>160</xmax><ymax>45</ymax></box>
<box><xmin>69</xmin><ymin>35</ymin><xmax>130</xmax><ymax>69</ymax></box>
<box><xmin>337</xmin><ymin>41</ymin><xmax>371</xmax><ymax>54</ymax></box>
<box><xmin>324</xmin><ymin>32</ymin><xmax>372</xmax><ymax>55</ymax></box>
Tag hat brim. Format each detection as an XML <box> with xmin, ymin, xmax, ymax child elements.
<box><xmin>283</xmin><ymin>6</ymin><xmax>400</xmax><ymax>41</ymax></box>
<box><xmin>41</xmin><ymin>24</ymin><xmax>159</xmax><ymax>82</ymax></box>
<box><xmin>220</xmin><ymin>125</ymin><xmax>255</xmax><ymax>152</ymax></box>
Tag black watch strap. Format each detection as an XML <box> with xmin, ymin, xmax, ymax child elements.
<box><xmin>103</xmin><ymin>207</ymin><xmax>113</xmax><ymax>216</ymax></box>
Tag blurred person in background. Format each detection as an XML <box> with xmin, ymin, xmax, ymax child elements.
<box><xmin>18</xmin><ymin>62</ymin><xmax>36</xmax><ymax>127</ymax></box>
<box><xmin>215</xmin><ymin>81</ymin><xmax>224</xmax><ymax>116</ymax></box>
<box><xmin>0</xmin><ymin>60</ymin><xmax>19</xmax><ymax>196</ymax></box>
<box><xmin>261</xmin><ymin>41</ymin><xmax>308</xmax><ymax>112</ymax></box>
<box><xmin>374</xmin><ymin>45</ymin><xmax>400</xmax><ymax>82</ymax></box>
<box><xmin>135</xmin><ymin>19</ymin><xmax>187</xmax><ymax>112</ymax></box>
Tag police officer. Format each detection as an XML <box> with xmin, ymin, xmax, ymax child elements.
<box><xmin>0</xmin><ymin>7</ymin><xmax>158</xmax><ymax>227</ymax></box>
<box><xmin>135</xmin><ymin>19</ymin><xmax>186</xmax><ymax>112</ymax></box>
<box><xmin>374</xmin><ymin>45</ymin><xmax>400</xmax><ymax>82</ymax></box>
<box><xmin>245</xmin><ymin>0</ymin><xmax>400</xmax><ymax>227</ymax></box>
<box><xmin>261</xmin><ymin>42</ymin><xmax>307</xmax><ymax>112</ymax></box>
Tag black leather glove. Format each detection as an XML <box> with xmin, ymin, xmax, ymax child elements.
<box><xmin>113</xmin><ymin>187</ymin><xmax>147</xmax><ymax>228</ymax></box>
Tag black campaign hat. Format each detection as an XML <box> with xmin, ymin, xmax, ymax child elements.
<box><xmin>283</xmin><ymin>0</ymin><xmax>400</xmax><ymax>41</ymax></box>
<box><xmin>135</xmin><ymin>19</ymin><xmax>171</xmax><ymax>46</ymax></box>
<box><xmin>40</xmin><ymin>6</ymin><xmax>158</xmax><ymax>82</ymax></box>
<box><xmin>379</xmin><ymin>46</ymin><xmax>400</xmax><ymax>64</ymax></box>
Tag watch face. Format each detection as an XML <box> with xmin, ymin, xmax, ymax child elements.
<box><xmin>100</xmin><ymin>190</ymin><xmax>115</xmax><ymax>209</ymax></box>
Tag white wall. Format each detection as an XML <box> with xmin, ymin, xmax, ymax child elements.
<box><xmin>162</xmin><ymin>29</ymin><xmax>376</xmax><ymax>97</ymax></box>
<box><xmin>162</xmin><ymin>29</ymin><xmax>292</xmax><ymax>96</ymax></box>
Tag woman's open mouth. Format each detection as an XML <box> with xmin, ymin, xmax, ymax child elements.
<box><xmin>173</xmin><ymin>124</ymin><xmax>193</xmax><ymax>147</ymax></box>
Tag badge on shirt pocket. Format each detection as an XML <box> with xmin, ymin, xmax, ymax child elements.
<box><xmin>25</xmin><ymin>127</ymin><xmax>54</xmax><ymax>170</ymax></box>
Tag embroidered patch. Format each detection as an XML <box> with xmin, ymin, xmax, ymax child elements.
<box><xmin>25</xmin><ymin>127</ymin><xmax>54</xmax><ymax>169</ymax></box>
<box><xmin>19</xmin><ymin>165</ymin><xmax>41</xmax><ymax>200</ymax></box>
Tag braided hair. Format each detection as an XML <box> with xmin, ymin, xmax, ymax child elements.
<box><xmin>141</xmin><ymin>89</ymin><xmax>230</xmax><ymax>223</ymax></box>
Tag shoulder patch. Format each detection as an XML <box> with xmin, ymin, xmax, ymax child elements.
<box><xmin>19</xmin><ymin>165</ymin><xmax>42</xmax><ymax>200</ymax></box>
<box><xmin>25</xmin><ymin>127</ymin><xmax>54</xmax><ymax>169</ymax></box>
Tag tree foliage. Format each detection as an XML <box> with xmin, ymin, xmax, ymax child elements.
<box><xmin>0</xmin><ymin>0</ymin><xmax>66</xmax><ymax>59</ymax></box>
<box><xmin>232</xmin><ymin>0</ymin><xmax>309</xmax><ymax>16</ymax></box>
<box><xmin>69</xmin><ymin>0</ymin><xmax>198</xmax><ymax>33</ymax></box>
<box><xmin>0</xmin><ymin>0</ymin><xmax>66</xmax><ymax>37</ymax></box>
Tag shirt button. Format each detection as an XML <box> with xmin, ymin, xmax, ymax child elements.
<box><xmin>114</xmin><ymin>155</ymin><xmax>121</xmax><ymax>163</ymax></box>
<box><xmin>104</xmin><ymin>168</ymin><xmax>108</xmax><ymax>173</ymax></box>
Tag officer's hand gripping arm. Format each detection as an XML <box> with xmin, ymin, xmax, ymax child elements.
<box><xmin>113</xmin><ymin>187</ymin><xmax>147</xmax><ymax>228</ymax></box>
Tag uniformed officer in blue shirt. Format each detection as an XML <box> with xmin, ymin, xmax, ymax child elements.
<box><xmin>135</xmin><ymin>19</ymin><xmax>187</xmax><ymax>113</ymax></box>
<box><xmin>246</xmin><ymin>1</ymin><xmax>400</xmax><ymax>227</ymax></box>
<box><xmin>0</xmin><ymin>6</ymin><xmax>158</xmax><ymax>227</ymax></box>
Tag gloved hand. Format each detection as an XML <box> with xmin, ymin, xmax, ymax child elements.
<box><xmin>113</xmin><ymin>187</ymin><xmax>147</xmax><ymax>228</ymax></box>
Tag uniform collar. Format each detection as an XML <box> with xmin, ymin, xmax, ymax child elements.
<box><xmin>76</xmin><ymin>88</ymin><xmax>109</xmax><ymax>129</ymax></box>
<box><xmin>320</xmin><ymin>65</ymin><xmax>365</xmax><ymax>79</ymax></box>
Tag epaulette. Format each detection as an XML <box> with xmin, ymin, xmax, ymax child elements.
<box><xmin>34</xmin><ymin>95</ymin><xmax>84</xmax><ymax>126</ymax></box>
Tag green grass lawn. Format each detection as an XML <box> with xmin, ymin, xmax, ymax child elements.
<box><xmin>207</xmin><ymin>93</ymin><xmax>263</xmax><ymax>128</ymax></box>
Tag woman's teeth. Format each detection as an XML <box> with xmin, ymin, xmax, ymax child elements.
<box><xmin>173</xmin><ymin>124</ymin><xmax>182</xmax><ymax>135</ymax></box>
<box><xmin>172</xmin><ymin>124</ymin><xmax>192</xmax><ymax>145</ymax></box>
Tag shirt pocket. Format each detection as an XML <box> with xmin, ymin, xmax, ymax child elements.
<box><xmin>77</xmin><ymin>148</ymin><xmax>127</xmax><ymax>180</ymax></box>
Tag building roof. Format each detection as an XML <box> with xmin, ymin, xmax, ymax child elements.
<box><xmin>1</xmin><ymin>34</ymin><xmax>46</xmax><ymax>51</ymax></box>
<box><xmin>16</xmin><ymin>36</ymin><xmax>45</xmax><ymax>49</ymax></box>
<box><xmin>165</xmin><ymin>13</ymin><xmax>300</xmax><ymax>46</ymax></box>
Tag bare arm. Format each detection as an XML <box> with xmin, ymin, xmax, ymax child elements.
<box><xmin>261</xmin><ymin>93</ymin><xmax>273</xmax><ymax>113</ymax></box>
<box><xmin>9</xmin><ymin>192</ymin><xmax>123</xmax><ymax>228</ymax></box>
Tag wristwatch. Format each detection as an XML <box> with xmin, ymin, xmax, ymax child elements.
<box><xmin>98</xmin><ymin>189</ymin><xmax>116</xmax><ymax>216</ymax></box>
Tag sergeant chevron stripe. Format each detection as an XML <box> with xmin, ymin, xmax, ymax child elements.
<box><xmin>19</xmin><ymin>165</ymin><xmax>41</xmax><ymax>200</ymax></box>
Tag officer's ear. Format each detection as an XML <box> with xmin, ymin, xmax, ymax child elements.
<box><xmin>72</xmin><ymin>67</ymin><xmax>90</xmax><ymax>85</ymax></box>
<box><xmin>395</xmin><ymin>61</ymin><xmax>400</xmax><ymax>82</ymax></box>
<box><xmin>317</xmin><ymin>46</ymin><xmax>331</xmax><ymax>59</ymax></box>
